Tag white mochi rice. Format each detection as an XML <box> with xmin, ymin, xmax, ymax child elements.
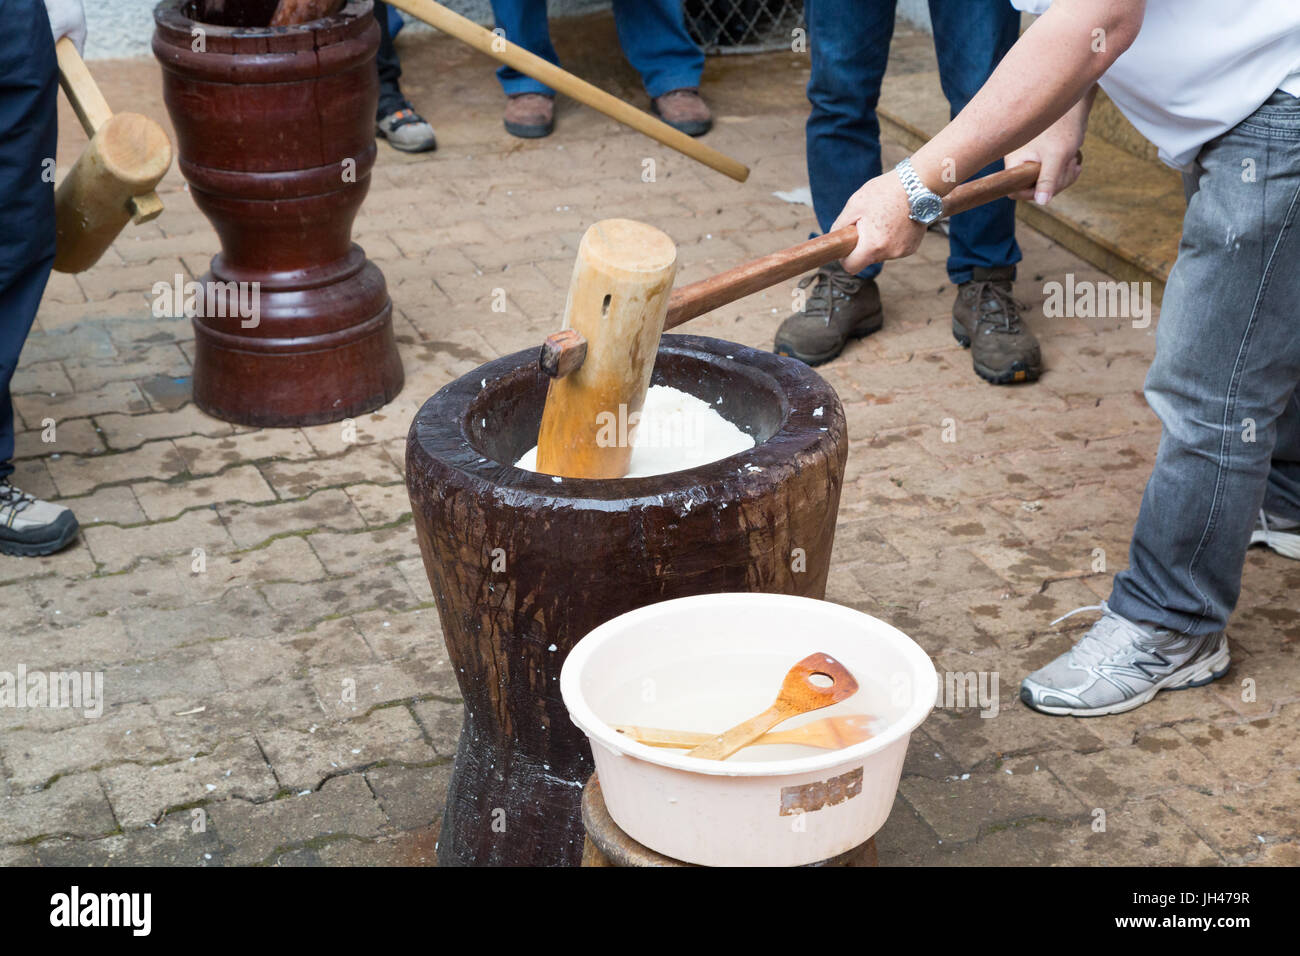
<box><xmin>515</xmin><ymin>384</ymin><xmax>755</xmax><ymax>478</ymax></box>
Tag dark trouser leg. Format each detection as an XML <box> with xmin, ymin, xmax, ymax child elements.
<box><xmin>0</xmin><ymin>2</ymin><xmax>58</xmax><ymax>480</ymax></box>
<box><xmin>927</xmin><ymin>0</ymin><xmax>1021</xmax><ymax>283</ymax></box>
<box><xmin>803</xmin><ymin>0</ymin><xmax>898</xmax><ymax>281</ymax></box>
<box><xmin>1109</xmin><ymin>91</ymin><xmax>1300</xmax><ymax>634</ymax></box>
<box><xmin>374</xmin><ymin>1</ymin><xmax>405</xmax><ymax>117</ymax></box>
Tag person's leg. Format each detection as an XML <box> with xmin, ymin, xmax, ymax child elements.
<box><xmin>928</xmin><ymin>0</ymin><xmax>1037</xmax><ymax>385</ymax></box>
<box><xmin>0</xmin><ymin>1</ymin><xmax>58</xmax><ymax>482</ymax></box>
<box><xmin>1109</xmin><ymin>91</ymin><xmax>1300</xmax><ymax>634</ymax></box>
<box><xmin>1250</xmin><ymin>390</ymin><xmax>1300</xmax><ymax>557</ymax></box>
<box><xmin>374</xmin><ymin>0</ymin><xmax>404</xmax><ymax>115</ymax></box>
<box><xmin>1264</xmin><ymin>391</ymin><xmax>1300</xmax><ymax>522</ymax></box>
<box><xmin>773</xmin><ymin>0</ymin><xmax>894</xmax><ymax>366</ymax></box>
<box><xmin>927</xmin><ymin>0</ymin><xmax>1021</xmax><ymax>282</ymax></box>
<box><xmin>490</xmin><ymin>0</ymin><xmax>560</xmax><ymax>97</ymax></box>
<box><xmin>609</xmin><ymin>0</ymin><xmax>704</xmax><ymax>99</ymax></box>
<box><xmin>805</xmin><ymin>0</ymin><xmax>897</xmax><ymax>278</ymax></box>
<box><xmin>1021</xmin><ymin>92</ymin><xmax>1300</xmax><ymax>716</ymax></box>
<box><xmin>0</xmin><ymin>0</ymin><xmax>77</xmax><ymax>556</ymax></box>
<box><xmin>373</xmin><ymin>1</ymin><xmax>437</xmax><ymax>151</ymax></box>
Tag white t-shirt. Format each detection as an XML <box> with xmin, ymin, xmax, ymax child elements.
<box><xmin>1012</xmin><ymin>1</ymin><xmax>1300</xmax><ymax>169</ymax></box>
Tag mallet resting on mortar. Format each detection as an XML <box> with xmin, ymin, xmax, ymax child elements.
<box><xmin>532</xmin><ymin>160</ymin><xmax>1065</xmax><ymax>481</ymax></box>
<box><xmin>538</xmin><ymin>159</ymin><xmax>1066</xmax><ymax>382</ymax></box>
<box><xmin>535</xmin><ymin>219</ymin><xmax>678</xmax><ymax>480</ymax></box>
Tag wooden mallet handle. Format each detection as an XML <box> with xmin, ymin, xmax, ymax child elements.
<box><xmin>386</xmin><ymin>0</ymin><xmax>749</xmax><ymax>183</ymax></box>
<box><xmin>540</xmin><ymin>159</ymin><xmax>1061</xmax><ymax>377</ymax></box>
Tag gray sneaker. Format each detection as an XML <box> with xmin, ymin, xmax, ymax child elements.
<box><xmin>0</xmin><ymin>478</ymin><xmax>79</xmax><ymax>556</ymax></box>
<box><xmin>1020</xmin><ymin>602</ymin><xmax>1229</xmax><ymax>716</ymax></box>
<box><xmin>1249</xmin><ymin>509</ymin><xmax>1300</xmax><ymax>559</ymax></box>
<box><xmin>377</xmin><ymin>105</ymin><xmax>437</xmax><ymax>153</ymax></box>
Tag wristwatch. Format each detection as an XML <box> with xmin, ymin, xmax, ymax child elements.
<box><xmin>895</xmin><ymin>157</ymin><xmax>945</xmax><ymax>225</ymax></box>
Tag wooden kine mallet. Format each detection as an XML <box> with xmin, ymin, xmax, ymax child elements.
<box><xmin>539</xmin><ymin>159</ymin><xmax>1058</xmax><ymax>380</ymax></box>
<box><xmin>532</xmin><ymin>160</ymin><xmax>1062</xmax><ymax>480</ymax></box>
<box><xmin>52</xmin><ymin>38</ymin><xmax>171</xmax><ymax>273</ymax></box>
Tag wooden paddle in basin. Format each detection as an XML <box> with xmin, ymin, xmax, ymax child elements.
<box><xmin>684</xmin><ymin>653</ymin><xmax>860</xmax><ymax>761</ymax></box>
<box><xmin>615</xmin><ymin>713</ymin><xmax>874</xmax><ymax>750</ymax></box>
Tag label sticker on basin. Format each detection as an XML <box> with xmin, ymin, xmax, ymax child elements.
<box><xmin>779</xmin><ymin>767</ymin><xmax>863</xmax><ymax>815</ymax></box>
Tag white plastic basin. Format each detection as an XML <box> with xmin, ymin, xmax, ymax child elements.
<box><xmin>560</xmin><ymin>593</ymin><xmax>937</xmax><ymax>866</ymax></box>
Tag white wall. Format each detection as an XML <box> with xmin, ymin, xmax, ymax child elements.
<box><xmin>84</xmin><ymin>0</ymin><xmax>608</xmax><ymax>60</ymax></box>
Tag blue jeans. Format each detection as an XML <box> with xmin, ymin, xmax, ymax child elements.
<box><xmin>0</xmin><ymin>0</ymin><xmax>58</xmax><ymax>481</ymax></box>
<box><xmin>804</xmin><ymin>0</ymin><xmax>1021</xmax><ymax>283</ymax></box>
<box><xmin>1109</xmin><ymin>91</ymin><xmax>1300</xmax><ymax>635</ymax></box>
<box><xmin>489</xmin><ymin>0</ymin><xmax>704</xmax><ymax>99</ymax></box>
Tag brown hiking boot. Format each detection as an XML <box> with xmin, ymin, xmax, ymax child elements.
<box><xmin>504</xmin><ymin>93</ymin><xmax>555</xmax><ymax>139</ymax></box>
<box><xmin>952</xmin><ymin>266</ymin><xmax>1042</xmax><ymax>385</ymax></box>
<box><xmin>774</xmin><ymin>262</ymin><xmax>884</xmax><ymax>366</ymax></box>
<box><xmin>651</xmin><ymin>88</ymin><xmax>712</xmax><ymax>136</ymax></box>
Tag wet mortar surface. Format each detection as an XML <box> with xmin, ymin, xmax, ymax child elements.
<box><xmin>1</xmin><ymin>14</ymin><xmax>1295</xmax><ymax>866</ymax></box>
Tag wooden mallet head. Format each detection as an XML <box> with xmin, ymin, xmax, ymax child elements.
<box><xmin>52</xmin><ymin>37</ymin><xmax>170</xmax><ymax>273</ymax></box>
<box><xmin>54</xmin><ymin>112</ymin><xmax>172</xmax><ymax>273</ymax></box>
<box><xmin>534</xmin><ymin>219</ymin><xmax>677</xmax><ymax>479</ymax></box>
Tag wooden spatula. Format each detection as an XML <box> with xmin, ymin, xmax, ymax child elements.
<box><xmin>615</xmin><ymin>714</ymin><xmax>875</xmax><ymax>751</ymax></box>
<box><xmin>684</xmin><ymin>653</ymin><xmax>859</xmax><ymax>761</ymax></box>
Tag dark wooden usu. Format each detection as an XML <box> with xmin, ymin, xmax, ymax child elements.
<box><xmin>153</xmin><ymin>0</ymin><xmax>403</xmax><ymax>426</ymax></box>
<box><xmin>405</xmin><ymin>335</ymin><xmax>850</xmax><ymax>866</ymax></box>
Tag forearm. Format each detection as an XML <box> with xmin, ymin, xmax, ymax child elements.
<box><xmin>911</xmin><ymin>0</ymin><xmax>1142</xmax><ymax>194</ymax></box>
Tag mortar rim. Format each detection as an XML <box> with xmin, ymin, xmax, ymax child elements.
<box><xmin>154</xmin><ymin>0</ymin><xmax>373</xmax><ymax>40</ymax></box>
<box><xmin>406</xmin><ymin>333</ymin><xmax>847</xmax><ymax>507</ymax></box>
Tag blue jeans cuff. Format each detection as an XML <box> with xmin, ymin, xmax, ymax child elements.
<box><xmin>500</xmin><ymin>76</ymin><xmax>555</xmax><ymax>97</ymax></box>
<box><xmin>643</xmin><ymin>72</ymin><xmax>704</xmax><ymax>100</ymax></box>
<box><xmin>948</xmin><ymin>264</ymin><xmax>1018</xmax><ymax>285</ymax></box>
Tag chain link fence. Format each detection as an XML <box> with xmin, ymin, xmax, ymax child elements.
<box><xmin>684</xmin><ymin>0</ymin><xmax>804</xmax><ymax>55</ymax></box>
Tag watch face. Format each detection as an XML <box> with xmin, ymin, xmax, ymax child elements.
<box><xmin>912</xmin><ymin>194</ymin><xmax>945</xmax><ymax>225</ymax></box>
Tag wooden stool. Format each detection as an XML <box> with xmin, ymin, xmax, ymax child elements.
<box><xmin>580</xmin><ymin>775</ymin><xmax>878</xmax><ymax>868</ymax></box>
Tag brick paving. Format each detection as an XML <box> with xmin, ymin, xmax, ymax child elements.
<box><xmin>1</xmin><ymin>16</ymin><xmax>1296</xmax><ymax>867</ymax></box>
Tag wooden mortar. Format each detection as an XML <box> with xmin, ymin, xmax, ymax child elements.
<box><xmin>152</xmin><ymin>0</ymin><xmax>403</xmax><ymax>426</ymax></box>
<box><xmin>405</xmin><ymin>335</ymin><xmax>849</xmax><ymax>866</ymax></box>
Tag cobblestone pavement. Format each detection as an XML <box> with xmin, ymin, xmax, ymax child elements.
<box><xmin>2</xmin><ymin>18</ymin><xmax>1296</xmax><ymax>867</ymax></box>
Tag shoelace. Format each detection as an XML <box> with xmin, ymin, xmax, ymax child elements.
<box><xmin>798</xmin><ymin>268</ymin><xmax>863</xmax><ymax>325</ymax></box>
<box><xmin>0</xmin><ymin>480</ymin><xmax>35</xmax><ymax>517</ymax></box>
<box><xmin>970</xmin><ymin>280</ymin><xmax>1028</xmax><ymax>333</ymax></box>
<box><xmin>1050</xmin><ymin>601</ymin><xmax>1158</xmax><ymax>669</ymax></box>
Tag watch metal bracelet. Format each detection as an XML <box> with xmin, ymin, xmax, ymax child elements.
<box><xmin>895</xmin><ymin>157</ymin><xmax>945</xmax><ymax>225</ymax></box>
